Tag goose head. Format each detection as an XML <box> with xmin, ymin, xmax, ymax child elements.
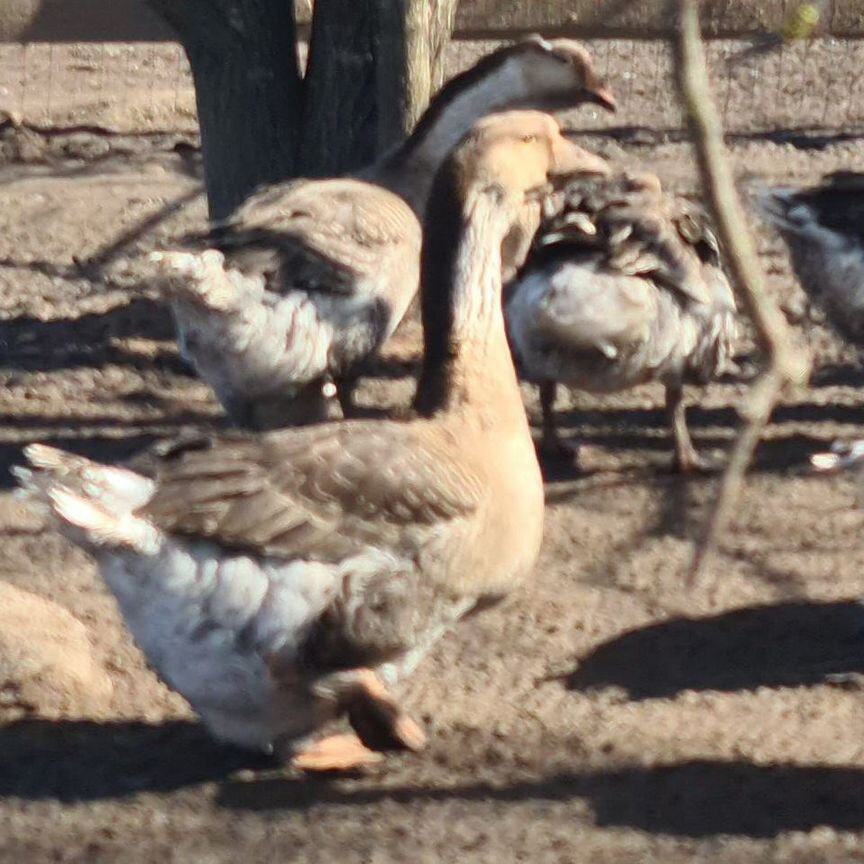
<box><xmin>515</xmin><ymin>35</ymin><xmax>617</xmax><ymax>112</ymax></box>
<box><xmin>371</xmin><ymin>38</ymin><xmax>616</xmax><ymax>213</ymax></box>
<box><xmin>447</xmin><ymin>111</ymin><xmax>610</xmax><ymax>215</ymax></box>
<box><xmin>500</xmin><ymin>135</ymin><xmax>611</xmax><ymax>281</ymax></box>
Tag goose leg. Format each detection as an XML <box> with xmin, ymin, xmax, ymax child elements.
<box><xmin>336</xmin><ymin>376</ymin><xmax>359</xmax><ymax>419</ymax></box>
<box><xmin>285</xmin><ymin>667</ymin><xmax>425</xmax><ymax>772</ymax></box>
<box><xmin>538</xmin><ymin>380</ymin><xmax>581</xmax><ymax>464</ymax></box>
<box><xmin>346</xmin><ymin>669</ymin><xmax>427</xmax><ymax>753</ymax></box>
<box><xmin>665</xmin><ymin>383</ymin><xmax>703</xmax><ymax>473</ymax></box>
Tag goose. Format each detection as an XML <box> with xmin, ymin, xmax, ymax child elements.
<box><xmin>150</xmin><ymin>36</ymin><xmax>616</xmax><ymax>430</ymax></box>
<box><xmin>756</xmin><ymin>171</ymin><xmax>864</xmax><ymax>349</ymax></box>
<box><xmin>506</xmin><ymin>169</ymin><xmax>738</xmax><ymax>472</ymax></box>
<box><xmin>17</xmin><ymin>111</ymin><xmax>590</xmax><ymax>772</ymax></box>
<box><xmin>757</xmin><ymin>173</ymin><xmax>864</xmax><ymax>475</ymax></box>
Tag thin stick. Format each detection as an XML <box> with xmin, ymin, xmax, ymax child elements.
<box><xmin>672</xmin><ymin>0</ymin><xmax>810</xmax><ymax>583</ymax></box>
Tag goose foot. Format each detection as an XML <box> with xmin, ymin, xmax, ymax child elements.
<box><xmin>347</xmin><ymin>669</ymin><xmax>427</xmax><ymax>753</ymax></box>
<box><xmin>309</xmin><ymin>667</ymin><xmax>427</xmax><ymax>755</ymax></box>
<box><xmin>289</xmin><ymin>733</ymin><xmax>383</xmax><ymax>773</ymax></box>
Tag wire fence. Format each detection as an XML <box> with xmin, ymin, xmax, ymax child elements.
<box><xmin>0</xmin><ymin>36</ymin><xmax>862</xmax><ymax>136</ymax></box>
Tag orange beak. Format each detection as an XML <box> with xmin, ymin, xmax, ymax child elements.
<box><xmin>589</xmin><ymin>85</ymin><xmax>617</xmax><ymax>112</ymax></box>
<box><xmin>584</xmin><ymin>71</ymin><xmax>617</xmax><ymax>112</ymax></box>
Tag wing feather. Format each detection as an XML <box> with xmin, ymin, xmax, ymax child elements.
<box><xmin>186</xmin><ymin>178</ymin><xmax>420</xmax><ymax>296</ymax></box>
<box><xmin>142</xmin><ymin>422</ymin><xmax>482</xmax><ymax>561</ymax></box>
<box><xmin>531</xmin><ymin>172</ymin><xmax>717</xmax><ymax>308</ymax></box>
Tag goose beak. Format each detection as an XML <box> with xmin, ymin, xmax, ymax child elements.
<box><xmin>549</xmin><ymin>137</ymin><xmax>611</xmax><ymax>181</ymax></box>
<box><xmin>584</xmin><ymin>75</ymin><xmax>617</xmax><ymax>112</ymax></box>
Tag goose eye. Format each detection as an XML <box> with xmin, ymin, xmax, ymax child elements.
<box><xmin>521</xmin><ymin>134</ymin><xmax>538</xmax><ymax>143</ymax></box>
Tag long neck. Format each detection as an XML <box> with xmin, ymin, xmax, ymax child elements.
<box><xmin>363</xmin><ymin>57</ymin><xmax>529</xmax><ymax>215</ymax></box>
<box><xmin>414</xmin><ymin>173</ymin><xmax>523</xmax><ymax>421</ymax></box>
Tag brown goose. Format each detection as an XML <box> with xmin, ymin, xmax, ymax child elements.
<box><xmin>506</xmin><ymin>170</ymin><xmax>738</xmax><ymax>472</ymax></box>
<box><xmin>151</xmin><ymin>37</ymin><xmax>616</xmax><ymax>430</ymax></box>
<box><xmin>17</xmin><ymin>111</ymin><xmax>586</xmax><ymax>772</ymax></box>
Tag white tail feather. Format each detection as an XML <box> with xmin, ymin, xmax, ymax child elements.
<box><xmin>47</xmin><ymin>487</ymin><xmax>161</xmax><ymax>554</ymax></box>
<box><xmin>149</xmin><ymin>249</ymin><xmax>238</xmax><ymax>310</ymax></box>
<box><xmin>15</xmin><ymin>445</ymin><xmax>161</xmax><ymax>554</ymax></box>
<box><xmin>22</xmin><ymin>444</ymin><xmax>155</xmax><ymax>510</ymax></box>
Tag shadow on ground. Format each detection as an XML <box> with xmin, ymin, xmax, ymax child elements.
<box><xmin>6</xmin><ymin>717</ymin><xmax>864</xmax><ymax>839</ymax></box>
<box><xmin>565</xmin><ymin>600</ymin><xmax>864</xmax><ymax>699</ymax></box>
<box><xmin>0</xmin><ymin>719</ymin><xmax>269</xmax><ymax>802</ymax></box>
<box><xmin>0</xmin><ymin>297</ymin><xmax>184</xmax><ymax>374</ymax></box>
<box><xmin>0</xmin><ymin>417</ymin><xmax>223</xmax><ymax>489</ymax></box>
<box><xmin>217</xmin><ymin>758</ymin><xmax>864</xmax><ymax>839</ymax></box>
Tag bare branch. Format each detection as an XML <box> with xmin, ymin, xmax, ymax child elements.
<box><xmin>672</xmin><ymin>0</ymin><xmax>810</xmax><ymax>583</ymax></box>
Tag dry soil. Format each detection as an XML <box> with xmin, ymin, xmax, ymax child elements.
<box><xmin>2</xmin><ymin>38</ymin><xmax>864</xmax><ymax>864</ymax></box>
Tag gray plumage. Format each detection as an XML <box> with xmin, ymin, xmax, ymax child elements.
<box><xmin>755</xmin><ymin>171</ymin><xmax>864</xmax><ymax>348</ymax></box>
<box><xmin>14</xmin><ymin>428</ymin><xmax>481</xmax><ymax>753</ymax></box>
<box><xmin>506</xmin><ymin>171</ymin><xmax>738</xmax><ymax>470</ymax></box>
<box><xmin>757</xmin><ymin>172</ymin><xmax>864</xmax><ymax>490</ymax></box>
<box><xmin>15</xmin><ymin>111</ymin><xmax>590</xmax><ymax>768</ymax></box>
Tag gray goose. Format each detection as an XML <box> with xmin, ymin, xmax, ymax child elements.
<box><xmin>757</xmin><ymin>172</ymin><xmax>864</xmax><ymax>474</ymax></box>
<box><xmin>506</xmin><ymin>170</ymin><xmax>738</xmax><ymax>472</ymax></box>
<box><xmin>17</xmin><ymin>111</ymin><xmax>588</xmax><ymax>772</ymax></box>
<box><xmin>756</xmin><ymin>172</ymin><xmax>864</xmax><ymax>348</ymax></box>
<box><xmin>151</xmin><ymin>37</ymin><xmax>616</xmax><ymax>430</ymax></box>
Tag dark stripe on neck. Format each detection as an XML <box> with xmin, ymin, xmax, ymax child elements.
<box><xmin>414</xmin><ymin>158</ymin><xmax>466</xmax><ymax>416</ymax></box>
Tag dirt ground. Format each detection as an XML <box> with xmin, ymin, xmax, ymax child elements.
<box><xmin>3</xmin><ymin>37</ymin><xmax>864</xmax><ymax>864</ymax></box>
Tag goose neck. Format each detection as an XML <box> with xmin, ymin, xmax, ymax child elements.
<box><xmin>366</xmin><ymin>59</ymin><xmax>530</xmax><ymax>216</ymax></box>
<box><xmin>414</xmin><ymin>181</ymin><xmax>523</xmax><ymax>420</ymax></box>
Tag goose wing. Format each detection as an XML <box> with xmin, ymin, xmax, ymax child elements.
<box><xmin>142</xmin><ymin>421</ymin><xmax>482</xmax><ymax>563</ymax></box>
<box><xmin>189</xmin><ymin>178</ymin><xmax>420</xmax><ymax>296</ymax></box>
<box><xmin>534</xmin><ymin>173</ymin><xmax>716</xmax><ymax>308</ymax></box>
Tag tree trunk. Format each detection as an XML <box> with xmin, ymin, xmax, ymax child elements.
<box><xmin>298</xmin><ymin>0</ymin><xmax>380</xmax><ymax>176</ymax></box>
<box><xmin>148</xmin><ymin>0</ymin><xmax>457</xmax><ymax>213</ymax></box>
<box><xmin>147</xmin><ymin>0</ymin><xmax>302</xmax><ymax>220</ymax></box>
<box><xmin>405</xmin><ymin>0</ymin><xmax>459</xmax><ymax>126</ymax></box>
<box><xmin>300</xmin><ymin>0</ymin><xmax>458</xmax><ymax>177</ymax></box>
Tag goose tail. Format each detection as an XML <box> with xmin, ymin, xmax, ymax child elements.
<box><xmin>14</xmin><ymin>444</ymin><xmax>160</xmax><ymax>554</ymax></box>
<box><xmin>148</xmin><ymin>248</ymin><xmax>241</xmax><ymax>311</ymax></box>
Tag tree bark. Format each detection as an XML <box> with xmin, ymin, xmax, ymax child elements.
<box><xmin>147</xmin><ymin>0</ymin><xmax>303</xmax><ymax>220</ymax></box>
<box><xmin>401</xmin><ymin>0</ymin><xmax>458</xmax><ymax>132</ymax></box>
<box><xmin>147</xmin><ymin>0</ymin><xmax>457</xmax><ymax>213</ymax></box>
<box><xmin>300</xmin><ymin>0</ymin><xmax>458</xmax><ymax>177</ymax></box>
<box><xmin>299</xmin><ymin>0</ymin><xmax>380</xmax><ymax>176</ymax></box>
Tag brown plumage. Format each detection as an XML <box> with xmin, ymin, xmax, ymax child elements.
<box><xmin>150</xmin><ymin>37</ymin><xmax>616</xmax><ymax>430</ymax></box>
<box><xmin>18</xmin><ymin>111</ymin><xmax>585</xmax><ymax>771</ymax></box>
